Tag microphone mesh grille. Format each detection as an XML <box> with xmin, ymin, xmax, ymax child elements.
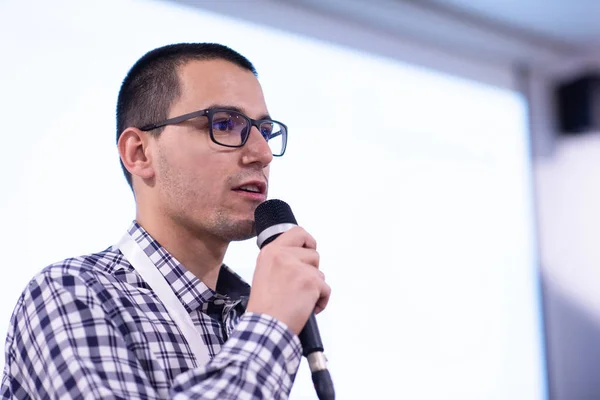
<box><xmin>254</xmin><ymin>199</ymin><xmax>297</xmax><ymax>235</ymax></box>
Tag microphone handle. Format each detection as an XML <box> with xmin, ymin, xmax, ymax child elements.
<box><xmin>299</xmin><ymin>314</ymin><xmax>323</xmax><ymax>356</ymax></box>
<box><xmin>301</xmin><ymin>315</ymin><xmax>335</xmax><ymax>400</ymax></box>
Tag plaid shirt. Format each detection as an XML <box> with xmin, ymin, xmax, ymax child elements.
<box><xmin>1</xmin><ymin>222</ymin><xmax>302</xmax><ymax>399</ymax></box>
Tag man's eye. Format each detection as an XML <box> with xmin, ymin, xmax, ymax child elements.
<box><xmin>260</xmin><ymin>126</ymin><xmax>273</xmax><ymax>139</ymax></box>
<box><xmin>213</xmin><ymin>119</ymin><xmax>235</xmax><ymax>131</ymax></box>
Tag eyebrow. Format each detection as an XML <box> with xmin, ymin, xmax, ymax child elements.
<box><xmin>207</xmin><ymin>103</ymin><xmax>271</xmax><ymax>121</ymax></box>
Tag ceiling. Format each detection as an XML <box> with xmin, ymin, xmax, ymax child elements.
<box><xmin>274</xmin><ymin>0</ymin><xmax>599</xmax><ymax>65</ymax></box>
<box><xmin>425</xmin><ymin>0</ymin><xmax>600</xmax><ymax>50</ymax></box>
<box><xmin>176</xmin><ymin>0</ymin><xmax>600</xmax><ymax>72</ymax></box>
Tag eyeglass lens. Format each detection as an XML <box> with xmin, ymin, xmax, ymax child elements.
<box><xmin>211</xmin><ymin>110</ymin><xmax>285</xmax><ymax>156</ymax></box>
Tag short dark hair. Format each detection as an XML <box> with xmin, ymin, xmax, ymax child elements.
<box><xmin>116</xmin><ymin>43</ymin><xmax>257</xmax><ymax>189</ymax></box>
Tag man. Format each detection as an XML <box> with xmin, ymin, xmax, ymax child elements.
<box><xmin>1</xmin><ymin>43</ymin><xmax>330</xmax><ymax>399</ymax></box>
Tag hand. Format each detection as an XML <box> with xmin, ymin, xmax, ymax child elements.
<box><xmin>246</xmin><ymin>226</ymin><xmax>331</xmax><ymax>336</ymax></box>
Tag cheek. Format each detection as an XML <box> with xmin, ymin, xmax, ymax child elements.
<box><xmin>156</xmin><ymin>145</ymin><xmax>201</xmax><ymax>196</ymax></box>
<box><xmin>164</xmin><ymin>156</ymin><xmax>228</xmax><ymax>200</ymax></box>
<box><xmin>264</xmin><ymin>165</ymin><xmax>270</xmax><ymax>183</ymax></box>
<box><xmin>155</xmin><ymin>137</ymin><xmax>237</xmax><ymax>204</ymax></box>
<box><xmin>159</xmin><ymin>137</ymin><xmax>203</xmax><ymax>177</ymax></box>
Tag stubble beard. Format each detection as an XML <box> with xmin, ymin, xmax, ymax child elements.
<box><xmin>164</xmin><ymin>187</ymin><xmax>258</xmax><ymax>243</ymax></box>
<box><xmin>212</xmin><ymin>209</ymin><xmax>257</xmax><ymax>242</ymax></box>
<box><xmin>157</xmin><ymin>149</ymin><xmax>260</xmax><ymax>243</ymax></box>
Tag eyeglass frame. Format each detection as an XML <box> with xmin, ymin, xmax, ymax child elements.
<box><xmin>138</xmin><ymin>107</ymin><xmax>288</xmax><ymax>156</ymax></box>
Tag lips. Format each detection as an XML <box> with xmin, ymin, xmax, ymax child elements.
<box><xmin>233</xmin><ymin>180</ymin><xmax>267</xmax><ymax>195</ymax></box>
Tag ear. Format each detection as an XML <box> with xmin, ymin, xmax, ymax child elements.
<box><xmin>118</xmin><ymin>127</ymin><xmax>156</xmax><ymax>182</ymax></box>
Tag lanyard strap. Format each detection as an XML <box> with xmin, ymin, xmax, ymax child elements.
<box><xmin>114</xmin><ymin>233</ymin><xmax>210</xmax><ymax>366</ymax></box>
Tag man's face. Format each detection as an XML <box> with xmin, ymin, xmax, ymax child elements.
<box><xmin>150</xmin><ymin>59</ymin><xmax>274</xmax><ymax>242</ymax></box>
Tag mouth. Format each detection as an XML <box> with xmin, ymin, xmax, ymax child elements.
<box><xmin>232</xmin><ymin>180</ymin><xmax>268</xmax><ymax>201</ymax></box>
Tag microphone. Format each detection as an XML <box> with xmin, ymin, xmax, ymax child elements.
<box><xmin>255</xmin><ymin>199</ymin><xmax>335</xmax><ymax>400</ymax></box>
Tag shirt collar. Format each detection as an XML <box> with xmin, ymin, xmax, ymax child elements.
<box><xmin>126</xmin><ymin>221</ymin><xmax>250</xmax><ymax>313</ymax></box>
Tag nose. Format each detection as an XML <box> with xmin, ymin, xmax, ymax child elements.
<box><xmin>241</xmin><ymin>126</ymin><xmax>274</xmax><ymax>167</ymax></box>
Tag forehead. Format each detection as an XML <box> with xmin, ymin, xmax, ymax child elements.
<box><xmin>173</xmin><ymin>59</ymin><xmax>268</xmax><ymax>118</ymax></box>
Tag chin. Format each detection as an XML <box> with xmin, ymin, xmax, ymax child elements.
<box><xmin>221</xmin><ymin>219</ymin><xmax>257</xmax><ymax>242</ymax></box>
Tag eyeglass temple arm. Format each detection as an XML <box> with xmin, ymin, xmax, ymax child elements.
<box><xmin>139</xmin><ymin>110</ymin><xmax>208</xmax><ymax>131</ymax></box>
<box><xmin>269</xmin><ymin>131</ymin><xmax>283</xmax><ymax>140</ymax></box>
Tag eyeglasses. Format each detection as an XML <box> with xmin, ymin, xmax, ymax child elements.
<box><xmin>139</xmin><ymin>108</ymin><xmax>288</xmax><ymax>156</ymax></box>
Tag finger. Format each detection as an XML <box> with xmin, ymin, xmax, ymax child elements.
<box><xmin>273</xmin><ymin>226</ymin><xmax>317</xmax><ymax>250</ymax></box>
<box><xmin>286</xmin><ymin>247</ymin><xmax>320</xmax><ymax>268</ymax></box>
<box><xmin>314</xmin><ymin>277</ymin><xmax>331</xmax><ymax>314</ymax></box>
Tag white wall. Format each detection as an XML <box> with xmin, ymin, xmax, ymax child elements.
<box><xmin>537</xmin><ymin>134</ymin><xmax>600</xmax><ymax>310</ymax></box>
<box><xmin>529</xmin><ymin>65</ymin><xmax>600</xmax><ymax>400</ymax></box>
<box><xmin>518</xmin><ymin>53</ymin><xmax>600</xmax><ymax>399</ymax></box>
<box><xmin>534</xmin><ymin>133</ymin><xmax>600</xmax><ymax>400</ymax></box>
<box><xmin>0</xmin><ymin>0</ymin><xmax>546</xmax><ymax>398</ymax></box>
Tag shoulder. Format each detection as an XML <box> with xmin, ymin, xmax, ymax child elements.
<box><xmin>38</xmin><ymin>246</ymin><xmax>130</xmax><ymax>283</ymax></box>
<box><xmin>22</xmin><ymin>247</ymin><xmax>139</xmax><ymax>309</ymax></box>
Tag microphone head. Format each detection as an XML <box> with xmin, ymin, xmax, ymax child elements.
<box><xmin>254</xmin><ymin>199</ymin><xmax>298</xmax><ymax>235</ymax></box>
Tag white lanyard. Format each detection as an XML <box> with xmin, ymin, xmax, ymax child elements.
<box><xmin>114</xmin><ymin>233</ymin><xmax>210</xmax><ymax>366</ymax></box>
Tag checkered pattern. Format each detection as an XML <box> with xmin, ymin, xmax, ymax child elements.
<box><xmin>1</xmin><ymin>222</ymin><xmax>302</xmax><ymax>399</ymax></box>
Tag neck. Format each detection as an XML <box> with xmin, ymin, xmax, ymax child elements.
<box><xmin>135</xmin><ymin>210</ymin><xmax>228</xmax><ymax>291</ymax></box>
